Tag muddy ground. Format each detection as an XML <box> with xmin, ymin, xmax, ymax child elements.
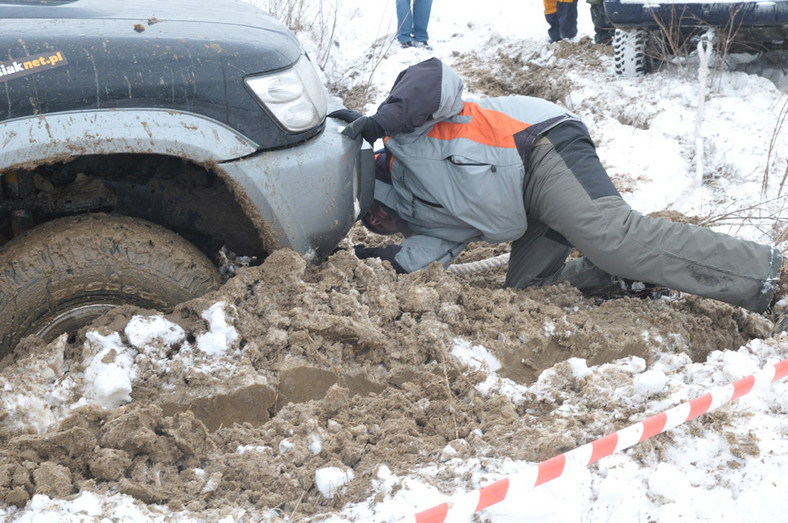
<box><xmin>0</xmin><ymin>40</ymin><xmax>779</xmax><ymax>520</ymax></box>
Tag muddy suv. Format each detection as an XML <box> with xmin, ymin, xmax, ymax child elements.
<box><xmin>0</xmin><ymin>0</ymin><xmax>374</xmax><ymax>351</ymax></box>
<box><xmin>604</xmin><ymin>0</ymin><xmax>788</xmax><ymax>76</ymax></box>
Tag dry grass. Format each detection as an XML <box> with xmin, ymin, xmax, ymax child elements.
<box><xmin>647</xmin><ymin>5</ymin><xmax>747</xmax><ymax>76</ymax></box>
<box><xmin>261</xmin><ymin>0</ymin><xmax>341</xmax><ymax>68</ymax></box>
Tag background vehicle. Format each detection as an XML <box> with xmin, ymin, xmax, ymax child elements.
<box><xmin>0</xmin><ymin>0</ymin><xmax>374</xmax><ymax>352</ymax></box>
<box><xmin>603</xmin><ymin>0</ymin><xmax>788</xmax><ymax>76</ymax></box>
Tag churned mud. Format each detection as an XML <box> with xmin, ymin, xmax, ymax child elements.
<box><xmin>0</xmin><ymin>240</ymin><xmax>772</xmax><ymax>519</ymax></box>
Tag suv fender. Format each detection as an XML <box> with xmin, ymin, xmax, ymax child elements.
<box><xmin>1</xmin><ymin>109</ymin><xmax>259</xmax><ymax>169</ymax></box>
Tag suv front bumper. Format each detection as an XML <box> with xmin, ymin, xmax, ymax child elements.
<box><xmin>220</xmin><ymin>115</ymin><xmax>375</xmax><ymax>262</ymax></box>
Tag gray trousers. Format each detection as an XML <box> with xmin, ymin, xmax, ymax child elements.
<box><xmin>505</xmin><ymin>121</ymin><xmax>782</xmax><ymax>312</ymax></box>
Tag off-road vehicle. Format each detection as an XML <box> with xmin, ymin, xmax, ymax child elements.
<box><xmin>604</xmin><ymin>0</ymin><xmax>788</xmax><ymax>76</ymax></box>
<box><xmin>0</xmin><ymin>0</ymin><xmax>374</xmax><ymax>352</ymax></box>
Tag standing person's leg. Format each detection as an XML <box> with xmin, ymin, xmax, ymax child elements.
<box><xmin>411</xmin><ymin>0</ymin><xmax>433</xmax><ymax>44</ymax></box>
<box><xmin>556</xmin><ymin>0</ymin><xmax>578</xmax><ymax>40</ymax></box>
<box><xmin>589</xmin><ymin>1</ymin><xmax>615</xmax><ymax>44</ymax></box>
<box><xmin>543</xmin><ymin>0</ymin><xmax>561</xmax><ymax>42</ymax></box>
<box><xmin>522</xmin><ymin>121</ymin><xmax>782</xmax><ymax>312</ymax></box>
<box><xmin>396</xmin><ymin>0</ymin><xmax>414</xmax><ymax>45</ymax></box>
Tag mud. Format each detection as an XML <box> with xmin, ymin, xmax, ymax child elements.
<box><xmin>0</xmin><ymin>40</ymin><xmax>777</xmax><ymax>521</ymax></box>
<box><xmin>453</xmin><ymin>36</ymin><xmax>610</xmax><ymax>104</ymax></box>
<box><xmin>0</xmin><ymin>241</ymin><xmax>772</xmax><ymax>519</ymax></box>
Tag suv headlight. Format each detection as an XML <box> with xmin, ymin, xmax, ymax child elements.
<box><xmin>244</xmin><ymin>54</ymin><xmax>327</xmax><ymax>133</ymax></box>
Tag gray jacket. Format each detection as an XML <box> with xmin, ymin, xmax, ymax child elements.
<box><xmin>370</xmin><ymin>58</ymin><xmax>579</xmax><ymax>272</ymax></box>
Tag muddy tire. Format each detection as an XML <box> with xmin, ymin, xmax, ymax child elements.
<box><xmin>613</xmin><ymin>28</ymin><xmax>654</xmax><ymax>77</ymax></box>
<box><xmin>0</xmin><ymin>214</ymin><xmax>222</xmax><ymax>354</ymax></box>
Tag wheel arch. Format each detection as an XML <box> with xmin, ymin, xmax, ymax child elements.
<box><xmin>0</xmin><ymin>151</ymin><xmax>272</xmax><ymax>268</ymax></box>
<box><xmin>0</xmin><ymin>108</ymin><xmax>278</xmax><ymax>265</ymax></box>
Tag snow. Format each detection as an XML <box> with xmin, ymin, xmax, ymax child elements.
<box><xmin>315</xmin><ymin>467</ymin><xmax>355</xmax><ymax>499</ymax></box>
<box><xmin>125</xmin><ymin>315</ymin><xmax>186</xmax><ymax>348</ymax></box>
<box><xmin>3</xmin><ymin>0</ymin><xmax>788</xmax><ymax>521</ymax></box>
<box><xmin>632</xmin><ymin>368</ymin><xmax>667</xmax><ymax>396</ymax></box>
<box><xmin>451</xmin><ymin>338</ymin><xmax>502</xmax><ymax>371</ymax></box>
<box><xmin>196</xmin><ymin>302</ymin><xmax>239</xmax><ymax>355</ymax></box>
<box><xmin>15</xmin><ymin>491</ymin><xmax>160</xmax><ymax>523</ymax></box>
<box><xmin>82</xmin><ymin>332</ymin><xmax>136</xmax><ymax>409</ymax></box>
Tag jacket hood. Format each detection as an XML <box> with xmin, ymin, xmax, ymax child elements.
<box><xmin>432</xmin><ymin>62</ymin><xmax>465</xmax><ymax>123</ymax></box>
<box><xmin>371</xmin><ymin>58</ymin><xmax>465</xmax><ymax>138</ymax></box>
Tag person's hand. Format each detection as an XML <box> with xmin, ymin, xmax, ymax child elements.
<box><xmin>327</xmin><ymin>109</ymin><xmax>363</xmax><ymax>123</ymax></box>
<box><xmin>353</xmin><ymin>244</ymin><xmax>405</xmax><ymax>273</ymax></box>
<box><xmin>329</xmin><ymin>110</ymin><xmax>385</xmax><ymax>145</ymax></box>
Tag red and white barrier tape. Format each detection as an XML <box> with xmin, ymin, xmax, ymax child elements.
<box><xmin>402</xmin><ymin>357</ymin><xmax>788</xmax><ymax>523</ymax></box>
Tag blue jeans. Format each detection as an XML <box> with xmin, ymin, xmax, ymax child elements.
<box><xmin>397</xmin><ymin>0</ymin><xmax>433</xmax><ymax>43</ymax></box>
<box><xmin>545</xmin><ymin>0</ymin><xmax>578</xmax><ymax>42</ymax></box>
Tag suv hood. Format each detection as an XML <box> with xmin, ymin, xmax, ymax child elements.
<box><xmin>0</xmin><ymin>0</ymin><xmax>313</xmax><ymax>149</ymax></box>
<box><xmin>0</xmin><ymin>0</ymin><xmax>287</xmax><ymax>31</ymax></box>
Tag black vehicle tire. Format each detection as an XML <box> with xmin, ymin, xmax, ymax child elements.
<box><xmin>0</xmin><ymin>214</ymin><xmax>222</xmax><ymax>354</ymax></box>
<box><xmin>613</xmin><ymin>28</ymin><xmax>654</xmax><ymax>77</ymax></box>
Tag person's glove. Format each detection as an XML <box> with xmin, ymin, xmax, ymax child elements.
<box><xmin>354</xmin><ymin>244</ymin><xmax>406</xmax><ymax>273</ymax></box>
<box><xmin>327</xmin><ymin>109</ymin><xmax>363</xmax><ymax>123</ymax></box>
<box><xmin>328</xmin><ymin>110</ymin><xmax>385</xmax><ymax>145</ymax></box>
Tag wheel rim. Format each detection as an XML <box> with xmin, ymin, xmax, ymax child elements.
<box><xmin>36</xmin><ymin>303</ymin><xmax>117</xmax><ymax>341</ymax></box>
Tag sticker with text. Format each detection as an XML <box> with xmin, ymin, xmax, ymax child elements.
<box><xmin>0</xmin><ymin>51</ymin><xmax>68</xmax><ymax>83</ymax></box>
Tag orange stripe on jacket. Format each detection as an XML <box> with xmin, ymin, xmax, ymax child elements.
<box><xmin>427</xmin><ymin>102</ymin><xmax>529</xmax><ymax>148</ymax></box>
